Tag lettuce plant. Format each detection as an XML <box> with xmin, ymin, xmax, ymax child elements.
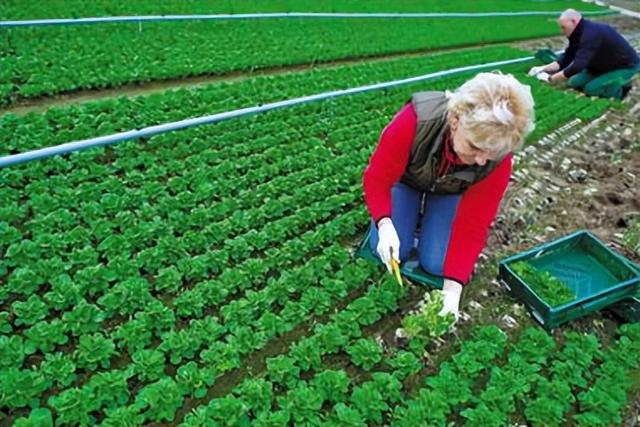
<box><xmin>289</xmin><ymin>337</ymin><xmax>323</xmax><ymax>371</ymax></box>
<box><xmin>0</xmin><ymin>368</ymin><xmax>50</xmax><ymax>409</ymax></box>
<box><xmin>86</xmin><ymin>369</ymin><xmax>133</xmax><ymax>410</ymax></box>
<box><xmin>39</xmin><ymin>352</ymin><xmax>76</xmax><ymax>388</ymax></box>
<box><xmin>24</xmin><ymin>319</ymin><xmax>69</xmax><ymax>354</ymax></box>
<box><xmin>159</xmin><ymin>328</ymin><xmax>202</xmax><ymax>365</ymax></box>
<box><xmin>351</xmin><ymin>383</ymin><xmax>389</xmax><ymax>425</ymax></box>
<box><xmin>311</xmin><ymin>369</ymin><xmax>351</xmax><ymax>404</ymax></box>
<box><xmin>510</xmin><ymin>261</ymin><xmax>575</xmax><ymax>307</ymax></box>
<box><xmin>386</xmin><ymin>350</ymin><xmax>422</xmax><ymax>380</ymax></box>
<box><xmin>266</xmin><ymin>355</ymin><xmax>300</xmax><ymax>389</ymax></box>
<box><xmin>113</xmin><ymin>318</ymin><xmax>153</xmax><ymax>353</ymax></box>
<box><xmin>277</xmin><ymin>384</ymin><xmax>324</xmax><ymax>426</ymax></box>
<box><xmin>12</xmin><ymin>295</ymin><xmax>49</xmax><ymax>326</ymax></box>
<box><xmin>401</xmin><ymin>291</ymin><xmax>454</xmax><ymax>355</ymax></box>
<box><xmin>131</xmin><ymin>349</ymin><xmax>166</xmax><ymax>382</ymax></box>
<box><xmin>176</xmin><ymin>361</ymin><xmax>213</xmax><ymax>399</ymax></box>
<box><xmin>97</xmin><ymin>277</ymin><xmax>153</xmax><ymax>316</ymax></box>
<box><xmin>314</xmin><ymin>323</ymin><xmax>349</xmax><ymax>354</ymax></box>
<box><xmin>369</xmin><ymin>372</ymin><xmax>404</xmax><ymax>404</ymax></box>
<box><xmin>0</xmin><ymin>311</ymin><xmax>12</xmax><ymax>334</ymax></box>
<box><xmin>74</xmin><ymin>332</ymin><xmax>117</xmax><ymax>370</ymax></box>
<box><xmin>134</xmin><ymin>378</ymin><xmax>185</xmax><ymax>423</ymax></box>
<box><xmin>62</xmin><ymin>299</ymin><xmax>106</xmax><ymax>336</ymax></box>
<box><xmin>101</xmin><ymin>405</ymin><xmax>145</xmax><ymax>427</ymax></box>
<box><xmin>203</xmin><ymin>396</ymin><xmax>251</xmax><ymax>426</ymax></box>
<box><xmin>12</xmin><ymin>408</ymin><xmax>53</xmax><ymax>427</ymax></box>
<box><xmin>48</xmin><ymin>387</ymin><xmax>97</xmax><ymax>426</ymax></box>
<box><xmin>346</xmin><ymin>338</ymin><xmax>382</xmax><ymax>370</ymax></box>
<box><xmin>0</xmin><ymin>335</ymin><xmax>25</xmax><ymax>368</ymax></box>
<box><xmin>325</xmin><ymin>403</ymin><xmax>367</xmax><ymax>427</ymax></box>
<box><xmin>43</xmin><ymin>274</ymin><xmax>81</xmax><ymax>311</ymax></box>
<box><xmin>233</xmin><ymin>378</ymin><xmax>274</xmax><ymax>415</ymax></box>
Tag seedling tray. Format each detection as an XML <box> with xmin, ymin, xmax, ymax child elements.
<box><xmin>355</xmin><ymin>228</ymin><xmax>442</xmax><ymax>288</ymax></box>
<box><xmin>499</xmin><ymin>230</ymin><xmax>640</xmax><ymax>330</ymax></box>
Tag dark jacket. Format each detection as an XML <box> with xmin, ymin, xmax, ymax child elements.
<box><xmin>559</xmin><ymin>18</ymin><xmax>639</xmax><ymax>77</ymax></box>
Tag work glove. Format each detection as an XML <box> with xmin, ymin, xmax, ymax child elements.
<box><xmin>527</xmin><ymin>65</ymin><xmax>546</xmax><ymax>76</ymax></box>
<box><xmin>439</xmin><ymin>279</ymin><xmax>463</xmax><ymax>322</ymax></box>
<box><xmin>535</xmin><ymin>71</ymin><xmax>551</xmax><ymax>83</ymax></box>
<box><xmin>376</xmin><ymin>217</ymin><xmax>400</xmax><ymax>273</ymax></box>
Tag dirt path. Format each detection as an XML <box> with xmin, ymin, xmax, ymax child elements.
<box><xmin>597</xmin><ymin>0</ymin><xmax>640</xmax><ymax>14</ymax></box>
<box><xmin>492</xmin><ymin>100</ymin><xmax>639</xmax><ymax>258</ymax></box>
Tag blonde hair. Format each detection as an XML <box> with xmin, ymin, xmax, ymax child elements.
<box><xmin>446</xmin><ymin>72</ymin><xmax>535</xmax><ymax>156</ymax></box>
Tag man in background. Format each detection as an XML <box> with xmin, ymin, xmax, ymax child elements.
<box><xmin>529</xmin><ymin>9</ymin><xmax>639</xmax><ymax>99</ymax></box>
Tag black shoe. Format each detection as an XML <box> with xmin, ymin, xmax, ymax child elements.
<box><xmin>621</xmin><ymin>84</ymin><xmax>632</xmax><ymax>100</ymax></box>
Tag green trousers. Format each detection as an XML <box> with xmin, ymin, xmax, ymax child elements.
<box><xmin>568</xmin><ymin>65</ymin><xmax>639</xmax><ymax>99</ymax></box>
<box><xmin>535</xmin><ymin>48</ymin><xmax>639</xmax><ymax>100</ymax></box>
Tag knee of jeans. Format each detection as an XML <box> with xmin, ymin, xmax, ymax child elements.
<box><xmin>418</xmin><ymin>249</ymin><xmax>444</xmax><ymax>276</ymax></box>
<box><xmin>368</xmin><ymin>221</ymin><xmax>379</xmax><ymax>248</ymax></box>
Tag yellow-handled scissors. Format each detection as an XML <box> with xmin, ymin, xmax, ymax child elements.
<box><xmin>389</xmin><ymin>247</ymin><xmax>403</xmax><ymax>286</ymax></box>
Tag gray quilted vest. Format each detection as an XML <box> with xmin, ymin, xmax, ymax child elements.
<box><xmin>400</xmin><ymin>91</ymin><xmax>500</xmax><ymax>194</ymax></box>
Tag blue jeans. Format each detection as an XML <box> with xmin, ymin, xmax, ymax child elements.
<box><xmin>369</xmin><ymin>182</ymin><xmax>461</xmax><ymax>276</ymax></box>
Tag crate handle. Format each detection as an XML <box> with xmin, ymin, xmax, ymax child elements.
<box><xmin>531</xmin><ymin>308</ymin><xmax>545</xmax><ymax>326</ymax></box>
<box><xmin>579</xmin><ymin>295</ymin><xmax>609</xmax><ymax>313</ymax></box>
<box><xmin>499</xmin><ymin>279</ymin><xmax>511</xmax><ymax>292</ymax></box>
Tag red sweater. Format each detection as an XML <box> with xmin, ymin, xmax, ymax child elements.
<box><xmin>362</xmin><ymin>103</ymin><xmax>512</xmax><ymax>284</ymax></box>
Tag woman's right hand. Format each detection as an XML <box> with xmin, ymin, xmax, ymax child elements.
<box><xmin>376</xmin><ymin>217</ymin><xmax>400</xmax><ymax>273</ymax></box>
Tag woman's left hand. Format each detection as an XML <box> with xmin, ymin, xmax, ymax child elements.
<box><xmin>439</xmin><ymin>279</ymin><xmax>463</xmax><ymax>321</ymax></box>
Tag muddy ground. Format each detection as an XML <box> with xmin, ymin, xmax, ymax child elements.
<box><xmin>368</xmin><ymin>35</ymin><xmax>640</xmax><ymax>426</ymax></box>
<box><xmin>599</xmin><ymin>0</ymin><xmax>640</xmax><ymax>15</ymax></box>
<box><xmin>495</xmin><ymin>76</ymin><xmax>640</xmax><ymax>426</ymax></box>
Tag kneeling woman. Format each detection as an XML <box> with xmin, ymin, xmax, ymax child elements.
<box><xmin>363</xmin><ymin>72</ymin><xmax>535</xmax><ymax>321</ymax></box>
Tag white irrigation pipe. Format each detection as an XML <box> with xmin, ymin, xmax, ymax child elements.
<box><xmin>587</xmin><ymin>0</ymin><xmax>640</xmax><ymax>19</ymax></box>
<box><xmin>0</xmin><ymin>10</ymin><xmax>617</xmax><ymax>28</ymax></box>
<box><xmin>0</xmin><ymin>55</ymin><xmax>536</xmax><ymax>168</ymax></box>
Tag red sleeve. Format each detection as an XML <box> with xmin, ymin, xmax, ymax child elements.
<box><xmin>442</xmin><ymin>154</ymin><xmax>513</xmax><ymax>285</ymax></box>
<box><xmin>362</xmin><ymin>103</ymin><xmax>416</xmax><ymax>223</ymax></box>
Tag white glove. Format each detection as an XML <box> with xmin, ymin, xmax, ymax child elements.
<box><xmin>536</xmin><ymin>72</ymin><xmax>550</xmax><ymax>83</ymax></box>
<box><xmin>439</xmin><ymin>279</ymin><xmax>463</xmax><ymax>321</ymax></box>
<box><xmin>376</xmin><ymin>217</ymin><xmax>400</xmax><ymax>273</ymax></box>
<box><xmin>527</xmin><ymin>65</ymin><xmax>546</xmax><ymax>77</ymax></box>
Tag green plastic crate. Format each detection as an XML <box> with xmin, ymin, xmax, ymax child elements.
<box><xmin>498</xmin><ymin>230</ymin><xmax>640</xmax><ymax>330</ymax></box>
<box><xmin>610</xmin><ymin>296</ymin><xmax>640</xmax><ymax>322</ymax></box>
<box><xmin>610</xmin><ymin>261</ymin><xmax>640</xmax><ymax>322</ymax></box>
<box><xmin>355</xmin><ymin>227</ymin><xmax>442</xmax><ymax>288</ymax></box>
